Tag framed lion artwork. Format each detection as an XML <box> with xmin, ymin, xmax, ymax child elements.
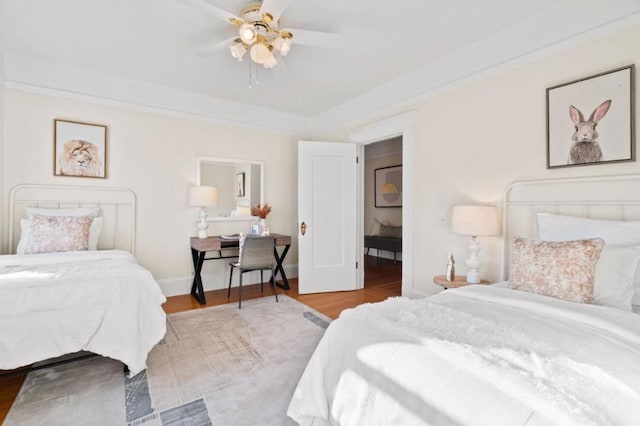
<box><xmin>54</xmin><ymin>119</ymin><xmax>108</xmax><ymax>178</ymax></box>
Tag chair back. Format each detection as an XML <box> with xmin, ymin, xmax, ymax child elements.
<box><xmin>239</xmin><ymin>235</ymin><xmax>275</xmax><ymax>270</ymax></box>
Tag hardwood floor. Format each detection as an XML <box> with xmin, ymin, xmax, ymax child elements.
<box><xmin>0</xmin><ymin>255</ymin><xmax>400</xmax><ymax>423</ymax></box>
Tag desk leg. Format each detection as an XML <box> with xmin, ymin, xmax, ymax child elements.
<box><xmin>272</xmin><ymin>244</ymin><xmax>291</xmax><ymax>290</ymax></box>
<box><xmin>190</xmin><ymin>248</ymin><xmax>207</xmax><ymax>305</ymax></box>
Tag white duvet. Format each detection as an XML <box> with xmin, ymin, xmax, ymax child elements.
<box><xmin>0</xmin><ymin>250</ymin><xmax>166</xmax><ymax>376</ymax></box>
<box><xmin>288</xmin><ymin>285</ymin><xmax>640</xmax><ymax>426</ymax></box>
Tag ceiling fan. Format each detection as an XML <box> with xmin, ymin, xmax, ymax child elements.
<box><xmin>180</xmin><ymin>0</ymin><xmax>344</xmax><ymax>69</ymax></box>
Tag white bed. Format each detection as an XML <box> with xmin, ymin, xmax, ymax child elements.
<box><xmin>288</xmin><ymin>175</ymin><xmax>640</xmax><ymax>426</ymax></box>
<box><xmin>0</xmin><ymin>185</ymin><xmax>166</xmax><ymax>376</ymax></box>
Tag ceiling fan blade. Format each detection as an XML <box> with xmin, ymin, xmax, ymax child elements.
<box><xmin>259</xmin><ymin>0</ymin><xmax>291</xmax><ymax>22</ymax></box>
<box><xmin>281</xmin><ymin>28</ymin><xmax>344</xmax><ymax>49</ymax></box>
<box><xmin>194</xmin><ymin>36</ymin><xmax>235</xmax><ymax>57</ymax></box>
<box><xmin>179</xmin><ymin>0</ymin><xmax>243</xmax><ymax>25</ymax></box>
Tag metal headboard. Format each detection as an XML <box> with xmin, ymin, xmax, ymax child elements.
<box><xmin>9</xmin><ymin>184</ymin><xmax>137</xmax><ymax>254</ymax></box>
<box><xmin>501</xmin><ymin>174</ymin><xmax>640</xmax><ymax>281</ymax></box>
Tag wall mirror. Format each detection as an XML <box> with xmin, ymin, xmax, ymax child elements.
<box><xmin>196</xmin><ymin>156</ymin><xmax>265</xmax><ymax>221</ymax></box>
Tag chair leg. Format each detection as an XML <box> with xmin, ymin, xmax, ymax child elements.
<box><xmin>228</xmin><ymin>267</ymin><xmax>234</xmax><ymax>299</ymax></box>
<box><xmin>238</xmin><ymin>272</ymin><xmax>243</xmax><ymax>309</ymax></box>
<box><xmin>260</xmin><ymin>270</ymin><xmax>264</xmax><ymax>293</ymax></box>
<box><xmin>272</xmin><ymin>267</ymin><xmax>278</xmax><ymax>303</ymax></box>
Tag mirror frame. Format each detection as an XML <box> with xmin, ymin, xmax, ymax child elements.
<box><xmin>195</xmin><ymin>156</ymin><xmax>265</xmax><ymax>221</ymax></box>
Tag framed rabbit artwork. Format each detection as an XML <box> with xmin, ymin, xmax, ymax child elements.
<box><xmin>546</xmin><ymin>65</ymin><xmax>635</xmax><ymax>169</ymax></box>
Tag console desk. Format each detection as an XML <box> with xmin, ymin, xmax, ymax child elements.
<box><xmin>189</xmin><ymin>234</ymin><xmax>292</xmax><ymax>305</ymax></box>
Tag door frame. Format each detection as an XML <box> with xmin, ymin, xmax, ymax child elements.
<box><xmin>349</xmin><ymin>111</ymin><xmax>416</xmax><ymax>297</ymax></box>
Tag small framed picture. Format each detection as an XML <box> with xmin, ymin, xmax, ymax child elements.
<box><xmin>236</xmin><ymin>172</ymin><xmax>246</xmax><ymax>197</ymax></box>
<box><xmin>54</xmin><ymin>119</ymin><xmax>107</xmax><ymax>178</ymax></box>
<box><xmin>375</xmin><ymin>165</ymin><xmax>402</xmax><ymax>208</ymax></box>
<box><xmin>546</xmin><ymin>65</ymin><xmax>635</xmax><ymax>169</ymax></box>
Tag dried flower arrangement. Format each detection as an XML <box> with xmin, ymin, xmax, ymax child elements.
<box><xmin>252</xmin><ymin>203</ymin><xmax>272</xmax><ymax>219</ymax></box>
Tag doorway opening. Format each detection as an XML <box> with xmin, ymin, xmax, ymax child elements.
<box><xmin>363</xmin><ymin>137</ymin><xmax>402</xmax><ymax>293</ymax></box>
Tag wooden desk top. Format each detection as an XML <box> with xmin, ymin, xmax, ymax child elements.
<box><xmin>190</xmin><ymin>234</ymin><xmax>292</xmax><ymax>252</ymax></box>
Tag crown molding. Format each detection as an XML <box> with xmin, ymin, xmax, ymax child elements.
<box><xmin>1</xmin><ymin>52</ymin><xmax>310</xmax><ymax>135</ymax></box>
<box><xmin>311</xmin><ymin>1</ymin><xmax>640</xmax><ymax>135</ymax></box>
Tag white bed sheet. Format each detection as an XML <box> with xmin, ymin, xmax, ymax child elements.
<box><xmin>0</xmin><ymin>250</ymin><xmax>166</xmax><ymax>376</ymax></box>
<box><xmin>288</xmin><ymin>285</ymin><xmax>640</xmax><ymax>426</ymax></box>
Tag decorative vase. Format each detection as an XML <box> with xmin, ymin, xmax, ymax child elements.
<box><xmin>259</xmin><ymin>218</ymin><xmax>268</xmax><ymax>235</ymax></box>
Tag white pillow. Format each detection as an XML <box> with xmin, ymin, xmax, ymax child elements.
<box><xmin>593</xmin><ymin>245</ymin><xmax>640</xmax><ymax>311</ymax></box>
<box><xmin>25</xmin><ymin>207</ymin><xmax>99</xmax><ymax>218</ymax></box>
<box><xmin>17</xmin><ymin>217</ymin><xmax>102</xmax><ymax>254</ymax></box>
<box><xmin>537</xmin><ymin>213</ymin><xmax>640</xmax><ymax>305</ymax></box>
<box><xmin>537</xmin><ymin>213</ymin><xmax>640</xmax><ymax>245</ymax></box>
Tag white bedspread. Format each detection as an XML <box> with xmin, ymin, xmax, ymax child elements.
<box><xmin>288</xmin><ymin>285</ymin><xmax>640</xmax><ymax>426</ymax></box>
<box><xmin>0</xmin><ymin>250</ymin><xmax>166</xmax><ymax>376</ymax></box>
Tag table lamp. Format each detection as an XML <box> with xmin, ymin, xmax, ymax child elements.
<box><xmin>189</xmin><ymin>186</ymin><xmax>219</xmax><ymax>239</ymax></box>
<box><xmin>451</xmin><ymin>205</ymin><xmax>499</xmax><ymax>283</ymax></box>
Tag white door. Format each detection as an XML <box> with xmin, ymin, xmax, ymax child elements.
<box><xmin>298</xmin><ymin>141</ymin><xmax>358</xmax><ymax>294</ymax></box>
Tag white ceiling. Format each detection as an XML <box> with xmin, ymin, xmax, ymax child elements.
<box><xmin>1</xmin><ymin>0</ymin><xmax>639</xmax><ymax>131</ymax></box>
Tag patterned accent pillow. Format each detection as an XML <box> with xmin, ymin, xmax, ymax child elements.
<box><xmin>24</xmin><ymin>215</ymin><xmax>93</xmax><ymax>254</ymax></box>
<box><xmin>510</xmin><ymin>237</ymin><xmax>605</xmax><ymax>304</ymax></box>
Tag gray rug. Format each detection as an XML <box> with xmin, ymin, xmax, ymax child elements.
<box><xmin>5</xmin><ymin>295</ymin><xmax>330</xmax><ymax>426</ymax></box>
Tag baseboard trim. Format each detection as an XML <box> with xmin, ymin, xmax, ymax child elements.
<box><xmin>157</xmin><ymin>264</ymin><xmax>299</xmax><ymax>297</ymax></box>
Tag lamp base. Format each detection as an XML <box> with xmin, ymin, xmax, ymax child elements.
<box><xmin>466</xmin><ymin>270</ymin><xmax>481</xmax><ymax>284</ymax></box>
<box><xmin>197</xmin><ymin>210</ymin><xmax>209</xmax><ymax>239</ymax></box>
<box><xmin>465</xmin><ymin>236</ymin><xmax>482</xmax><ymax>284</ymax></box>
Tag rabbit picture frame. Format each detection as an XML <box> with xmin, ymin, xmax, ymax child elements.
<box><xmin>546</xmin><ymin>65</ymin><xmax>635</xmax><ymax>169</ymax></box>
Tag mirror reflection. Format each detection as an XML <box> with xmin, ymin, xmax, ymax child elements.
<box><xmin>196</xmin><ymin>156</ymin><xmax>263</xmax><ymax>219</ymax></box>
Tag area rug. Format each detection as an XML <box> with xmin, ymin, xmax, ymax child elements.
<box><xmin>4</xmin><ymin>295</ymin><xmax>331</xmax><ymax>426</ymax></box>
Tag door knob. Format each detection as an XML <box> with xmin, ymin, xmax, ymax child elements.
<box><xmin>300</xmin><ymin>221</ymin><xmax>307</xmax><ymax>236</ymax></box>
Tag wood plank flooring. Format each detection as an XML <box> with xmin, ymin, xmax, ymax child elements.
<box><xmin>0</xmin><ymin>255</ymin><xmax>400</xmax><ymax>423</ymax></box>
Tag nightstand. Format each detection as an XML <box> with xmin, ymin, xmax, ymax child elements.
<box><xmin>433</xmin><ymin>275</ymin><xmax>490</xmax><ymax>289</ymax></box>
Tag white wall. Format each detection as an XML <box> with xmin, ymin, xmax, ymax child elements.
<box><xmin>1</xmin><ymin>89</ymin><xmax>299</xmax><ymax>295</ymax></box>
<box><xmin>2</xmin><ymin>24</ymin><xmax>639</xmax><ymax>300</ymax></box>
<box><xmin>0</xmin><ymin>82</ymin><xmax>4</xmax><ymax>251</ymax></box>
<box><xmin>405</xmin><ymin>24</ymin><xmax>640</xmax><ymax>295</ymax></box>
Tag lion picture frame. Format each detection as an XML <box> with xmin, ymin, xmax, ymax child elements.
<box><xmin>54</xmin><ymin>119</ymin><xmax>108</xmax><ymax>178</ymax></box>
<box><xmin>546</xmin><ymin>64</ymin><xmax>635</xmax><ymax>169</ymax></box>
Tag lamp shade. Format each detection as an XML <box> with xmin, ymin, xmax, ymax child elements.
<box><xmin>188</xmin><ymin>186</ymin><xmax>219</xmax><ymax>207</ymax></box>
<box><xmin>381</xmin><ymin>183</ymin><xmax>399</xmax><ymax>194</ymax></box>
<box><xmin>451</xmin><ymin>205</ymin><xmax>499</xmax><ymax>237</ymax></box>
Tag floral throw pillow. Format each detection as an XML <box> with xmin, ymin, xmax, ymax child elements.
<box><xmin>24</xmin><ymin>215</ymin><xmax>93</xmax><ymax>254</ymax></box>
<box><xmin>510</xmin><ymin>237</ymin><xmax>605</xmax><ymax>304</ymax></box>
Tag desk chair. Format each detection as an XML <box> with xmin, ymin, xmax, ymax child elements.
<box><xmin>228</xmin><ymin>235</ymin><xmax>277</xmax><ymax>309</ymax></box>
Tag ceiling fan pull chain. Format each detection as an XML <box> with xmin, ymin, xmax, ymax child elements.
<box><xmin>249</xmin><ymin>61</ymin><xmax>253</xmax><ymax>89</ymax></box>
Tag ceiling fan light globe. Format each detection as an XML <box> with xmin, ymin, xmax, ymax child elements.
<box><xmin>273</xmin><ymin>37</ymin><xmax>284</xmax><ymax>51</ymax></box>
<box><xmin>229</xmin><ymin>42</ymin><xmax>247</xmax><ymax>61</ymax></box>
<box><xmin>239</xmin><ymin>23</ymin><xmax>257</xmax><ymax>44</ymax></box>
<box><xmin>263</xmin><ymin>52</ymin><xmax>277</xmax><ymax>69</ymax></box>
<box><xmin>280</xmin><ymin>39</ymin><xmax>291</xmax><ymax>55</ymax></box>
<box><xmin>250</xmin><ymin>42</ymin><xmax>270</xmax><ymax>64</ymax></box>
